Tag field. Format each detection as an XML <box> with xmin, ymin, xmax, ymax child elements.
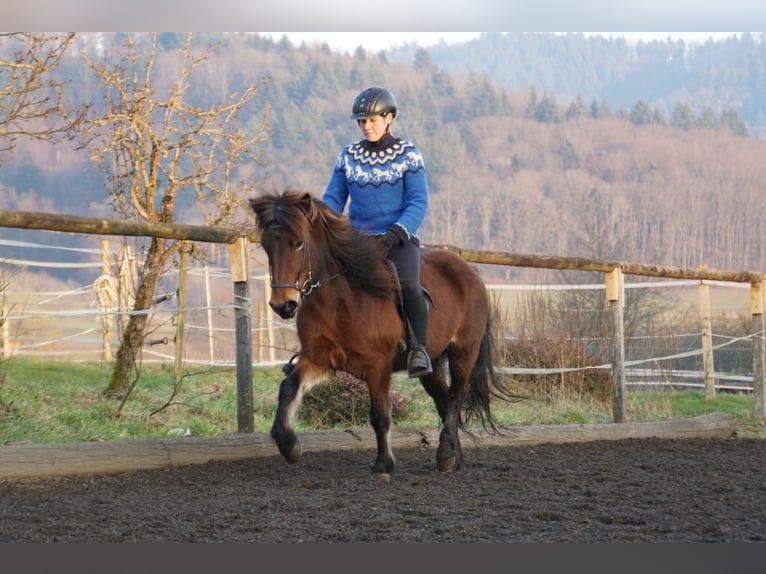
<box><xmin>0</xmin><ymin>358</ymin><xmax>759</xmax><ymax>445</ymax></box>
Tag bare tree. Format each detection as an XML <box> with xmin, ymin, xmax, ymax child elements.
<box><xmin>0</xmin><ymin>32</ymin><xmax>86</xmax><ymax>406</ymax></box>
<box><xmin>79</xmin><ymin>33</ymin><xmax>270</xmax><ymax>394</ymax></box>
<box><xmin>0</xmin><ymin>32</ymin><xmax>87</xmax><ymax>164</ymax></box>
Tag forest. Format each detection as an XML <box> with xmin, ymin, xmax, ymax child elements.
<box><xmin>1</xmin><ymin>32</ymin><xmax>765</xmax><ymax>284</ymax></box>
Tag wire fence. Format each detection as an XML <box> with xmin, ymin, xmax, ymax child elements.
<box><xmin>0</xmin><ymin>236</ymin><xmax>757</xmax><ymax>393</ymax></box>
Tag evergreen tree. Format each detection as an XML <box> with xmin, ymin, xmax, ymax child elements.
<box><xmin>535</xmin><ymin>92</ymin><xmax>560</xmax><ymax>123</ymax></box>
<box><xmin>652</xmin><ymin>106</ymin><xmax>667</xmax><ymax>125</ymax></box>
<box><xmin>720</xmin><ymin>108</ymin><xmax>748</xmax><ymax>136</ymax></box>
<box><xmin>413</xmin><ymin>47</ymin><xmax>436</xmax><ymax>73</ymax></box>
<box><xmin>697</xmin><ymin>105</ymin><xmax>720</xmax><ymax>130</ymax></box>
<box><xmin>558</xmin><ymin>139</ymin><xmax>579</xmax><ymax>169</ymax></box>
<box><xmin>629</xmin><ymin>100</ymin><xmax>653</xmax><ymax>125</ymax></box>
<box><xmin>525</xmin><ymin>87</ymin><xmax>539</xmax><ymax>118</ymax></box>
<box><xmin>565</xmin><ymin>95</ymin><xmax>588</xmax><ymax>119</ymax></box>
<box><xmin>670</xmin><ymin>102</ymin><xmax>697</xmax><ymax>130</ymax></box>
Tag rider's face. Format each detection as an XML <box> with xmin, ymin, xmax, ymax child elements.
<box><xmin>357</xmin><ymin>114</ymin><xmax>391</xmax><ymax>142</ymax></box>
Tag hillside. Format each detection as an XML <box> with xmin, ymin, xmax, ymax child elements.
<box><xmin>1</xmin><ymin>32</ymin><xmax>764</xmax><ymax>285</ymax></box>
<box><xmin>391</xmin><ymin>32</ymin><xmax>766</xmax><ymax>139</ymax></box>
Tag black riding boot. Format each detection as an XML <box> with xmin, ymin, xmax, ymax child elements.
<box><xmin>405</xmin><ymin>292</ymin><xmax>432</xmax><ymax>377</ymax></box>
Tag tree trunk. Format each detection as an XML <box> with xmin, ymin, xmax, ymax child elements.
<box><xmin>107</xmin><ymin>236</ymin><xmax>168</xmax><ymax>394</ymax></box>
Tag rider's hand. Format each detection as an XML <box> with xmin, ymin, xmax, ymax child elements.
<box><xmin>378</xmin><ymin>229</ymin><xmax>402</xmax><ymax>253</ymax></box>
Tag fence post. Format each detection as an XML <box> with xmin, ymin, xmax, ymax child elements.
<box><xmin>174</xmin><ymin>242</ymin><xmax>192</xmax><ymax>382</ymax></box>
<box><xmin>204</xmin><ymin>266</ymin><xmax>215</xmax><ymax>363</ymax></box>
<box><xmin>751</xmin><ymin>281</ymin><xmax>765</xmax><ymax>421</ymax></box>
<box><xmin>1</xmin><ymin>302</ymin><xmax>8</xmax><ymax>359</ymax></box>
<box><xmin>100</xmin><ymin>240</ymin><xmax>114</xmax><ymax>362</ymax></box>
<box><xmin>698</xmin><ymin>278</ymin><xmax>716</xmax><ymax>399</ymax></box>
<box><xmin>606</xmin><ymin>268</ymin><xmax>626</xmax><ymax>423</ymax></box>
<box><xmin>264</xmin><ymin>275</ymin><xmax>276</xmax><ymax>363</ymax></box>
<box><xmin>229</xmin><ymin>237</ymin><xmax>254</xmax><ymax>433</ymax></box>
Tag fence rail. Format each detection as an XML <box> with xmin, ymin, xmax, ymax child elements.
<box><xmin>2</xmin><ymin>208</ymin><xmax>765</xmax><ymax>427</ymax></box>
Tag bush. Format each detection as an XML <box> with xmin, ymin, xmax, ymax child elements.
<box><xmin>299</xmin><ymin>371</ymin><xmax>411</xmax><ymax>428</ymax></box>
<box><xmin>497</xmin><ymin>334</ymin><xmax>612</xmax><ymax>404</ymax></box>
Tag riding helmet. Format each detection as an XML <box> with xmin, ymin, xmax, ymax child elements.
<box><xmin>350</xmin><ymin>86</ymin><xmax>397</xmax><ymax>119</ymax></box>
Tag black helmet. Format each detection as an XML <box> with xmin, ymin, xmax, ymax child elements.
<box><xmin>350</xmin><ymin>86</ymin><xmax>397</xmax><ymax>119</ymax></box>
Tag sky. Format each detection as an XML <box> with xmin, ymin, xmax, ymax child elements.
<box><xmin>3</xmin><ymin>1</ymin><xmax>763</xmax><ymax>35</ymax></box>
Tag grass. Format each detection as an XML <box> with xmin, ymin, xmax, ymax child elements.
<box><xmin>0</xmin><ymin>357</ymin><xmax>758</xmax><ymax>445</ymax></box>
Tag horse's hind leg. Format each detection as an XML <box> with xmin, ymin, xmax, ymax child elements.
<box><xmin>435</xmin><ymin>358</ymin><xmax>471</xmax><ymax>473</ymax></box>
<box><xmin>418</xmin><ymin>355</ymin><xmax>450</xmax><ymax>422</ymax></box>
<box><xmin>436</xmin><ymin>400</ymin><xmax>466</xmax><ymax>472</ymax></box>
<box><xmin>418</xmin><ymin>356</ymin><xmax>466</xmax><ymax>473</ymax></box>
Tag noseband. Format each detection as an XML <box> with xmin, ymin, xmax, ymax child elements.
<box><xmin>268</xmin><ymin>231</ymin><xmax>344</xmax><ymax>297</ymax></box>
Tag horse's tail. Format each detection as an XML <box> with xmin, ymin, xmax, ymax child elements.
<box><xmin>464</xmin><ymin>308</ymin><xmax>524</xmax><ymax>433</ymax></box>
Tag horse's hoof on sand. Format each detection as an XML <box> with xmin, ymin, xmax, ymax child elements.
<box><xmin>371</xmin><ymin>472</ymin><xmax>391</xmax><ymax>482</ymax></box>
<box><xmin>436</xmin><ymin>456</ymin><xmax>457</xmax><ymax>473</ymax></box>
<box><xmin>281</xmin><ymin>445</ymin><xmax>302</xmax><ymax>464</ymax></box>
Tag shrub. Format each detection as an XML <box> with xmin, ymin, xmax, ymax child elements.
<box><xmin>497</xmin><ymin>333</ymin><xmax>612</xmax><ymax>404</ymax></box>
<box><xmin>299</xmin><ymin>371</ymin><xmax>411</xmax><ymax>428</ymax></box>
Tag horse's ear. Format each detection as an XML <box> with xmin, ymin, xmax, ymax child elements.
<box><xmin>297</xmin><ymin>192</ymin><xmax>319</xmax><ymax>222</ymax></box>
<box><xmin>297</xmin><ymin>192</ymin><xmax>313</xmax><ymax>212</ymax></box>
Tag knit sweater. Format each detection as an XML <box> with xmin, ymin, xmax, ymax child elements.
<box><xmin>323</xmin><ymin>133</ymin><xmax>428</xmax><ymax>240</ymax></box>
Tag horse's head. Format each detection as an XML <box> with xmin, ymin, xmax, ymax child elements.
<box><xmin>250</xmin><ymin>188</ymin><xmax>396</xmax><ymax>319</ymax></box>
<box><xmin>249</xmin><ymin>190</ymin><xmax>319</xmax><ymax>319</ymax></box>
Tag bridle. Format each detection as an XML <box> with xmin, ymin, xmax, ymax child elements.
<box><xmin>267</xmin><ymin>230</ymin><xmax>345</xmax><ymax>297</ymax></box>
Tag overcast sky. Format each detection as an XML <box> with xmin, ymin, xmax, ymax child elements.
<box><xmin>4</xmin><ymin>1</ymin><xmax>762</xmax><ymax>34</ymax></box>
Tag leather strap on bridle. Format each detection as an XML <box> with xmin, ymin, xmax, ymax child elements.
<box><xmin>269</xmin><ymin>237</ymin><xmax>345</xmax><ymax>297</ymax></box>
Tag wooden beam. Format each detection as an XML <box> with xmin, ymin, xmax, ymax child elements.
<box><xmin>0</xmin><ymin>413</ymin><xmax>739</xmax><ymax>479</ymax></box>
<box><xmin>0</xmin><ymin>208</ymin><xmax>258</xmax><ymax>244</ymax></box>
<box><xmin>429</xmin><ymin>244</ymin><xmax>764</xmax><ymax>283</ymax></box>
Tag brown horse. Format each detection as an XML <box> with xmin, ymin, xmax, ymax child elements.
<box><xmin>249</xmin><ymin>189</ymin><xmax>518</xmax><ymax>478</ymax></box>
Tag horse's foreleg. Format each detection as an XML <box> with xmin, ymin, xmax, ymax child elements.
<box><xmin>368</xmin><ymin>376</ymin><xmax>396</xmax><ymax>478</ymax></box>
<box><xmin>270</xmin><ymin>370</ymin><xmax>306</xmax><ymax>464</ymax></box>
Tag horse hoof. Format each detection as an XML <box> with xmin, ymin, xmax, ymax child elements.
<box><xmin>436</xmin><ymin>458</ymin><xmax>457</xmax><ymax>473</ymax></box>
<box><xmin>371</xmin><ymin>472</ymin><xmax>391</xmax><ymax>483</ymax></box>
<box><xmin>281</xmin><ymin>444</ymin><xmax>302</xmax><ymax>464</ymax></box>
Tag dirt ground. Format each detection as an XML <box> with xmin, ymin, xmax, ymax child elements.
<box><xmin>1</xmin><ymin>436</ymin><xmax>765</xmax><ymax>543</ymax></box>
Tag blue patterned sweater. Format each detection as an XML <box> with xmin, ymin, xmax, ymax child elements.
<box><xmin>323</xmin><ymin>134</ymin><xmax>428</xmax><ymax>240</ymax></box>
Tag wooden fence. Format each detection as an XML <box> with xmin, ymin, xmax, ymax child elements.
<box><xmin>1</xmin><ymin>207</ymin><xmax>764</xmax><ymax>429</ymax></box>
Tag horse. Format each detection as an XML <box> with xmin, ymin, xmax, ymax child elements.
<box><xmin>249</xmin><ymin>189</ymin><xmax>519</xmax><ymax>478</ymax></box>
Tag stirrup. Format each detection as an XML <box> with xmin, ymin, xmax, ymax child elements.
<box><xmin>407</xmin><ymin>348</ymin><xmax>432</xmax><ymax>378</ymax></box>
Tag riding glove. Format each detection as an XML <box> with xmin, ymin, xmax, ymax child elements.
<box><xmin>378</xmin><ymin>228</ymin><xmax>403</xmax><ymax>253</ymax></box>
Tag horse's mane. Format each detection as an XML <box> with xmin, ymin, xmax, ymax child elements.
<box><xmin>250</xmin><ymin>189</ymin><xmax>396</xmax><ymax>299</ymax></box>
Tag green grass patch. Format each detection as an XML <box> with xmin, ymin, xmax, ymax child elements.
<box><xmin>0</xmin><ymin>358</ymin><xmax>757</xmax><ymax>445</ymax></box>
<box><xmin>0</xmin><ymin>358</ymin><xmax>283</xmax><ymax>444</ymax></box>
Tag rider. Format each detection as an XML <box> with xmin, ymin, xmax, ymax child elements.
<box><xmin>322</xmin><ymin>86</ymin><xmax>432</xmax><ymax>378</ymax></box>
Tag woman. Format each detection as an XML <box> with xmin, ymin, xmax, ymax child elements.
<box><xmin>322</xmin><ymin>86</ymin><xmax>432</xmax><ymax>377</ymax></box>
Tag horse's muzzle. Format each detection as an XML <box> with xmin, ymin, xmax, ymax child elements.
<box><xmin>270</xmin><ymin>299</ymin><xmax>299</xmax><ymax>319</ymax></box>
